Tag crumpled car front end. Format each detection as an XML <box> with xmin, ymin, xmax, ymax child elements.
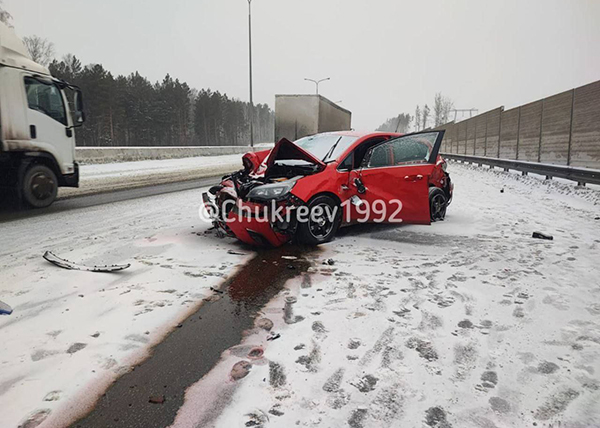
<box><xmin>202</xmin><ymin>138</ymin><xmax>324</xmax><ymax>247</ymax></box>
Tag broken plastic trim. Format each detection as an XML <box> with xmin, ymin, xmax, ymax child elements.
<box><xmin>0</xmin><ymin>300</ymin><xmax>13</xmax><ymax>315</ymax></box>
<box><xmin>43</xmin><ymin>251</ymin><xmax>131</xmax><ymax>273</ymax></box>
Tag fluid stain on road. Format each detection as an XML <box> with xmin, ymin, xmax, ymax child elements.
<box><xmin>72</xmin><ymin>245</ymin><xmax>316</xmax><ymax>428</ymax></box>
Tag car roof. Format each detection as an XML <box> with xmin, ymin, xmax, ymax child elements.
<box><xmin>319</xmin><ymin>130</ymin><xmax>402</xmax><ymax>138</ymax></box>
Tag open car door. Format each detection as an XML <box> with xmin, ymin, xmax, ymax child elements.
<box><xmin>348</xmin><ymin>131</ymin><xmax>445</xmax><ymax>225</ymax></box>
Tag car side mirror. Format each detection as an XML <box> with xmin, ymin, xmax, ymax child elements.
<box><xmin>354</xmin><ymin>178</ymin><xmax>366</xmax><ymax>194</ymax></box>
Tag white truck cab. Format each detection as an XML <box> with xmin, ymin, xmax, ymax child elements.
<box><xmin>0</xmin><ymin>22</ymin><xmax>84</xmax><ymax>208</ymax></box>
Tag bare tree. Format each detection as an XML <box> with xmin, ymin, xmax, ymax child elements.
<box><xmin>414</xmin><ymin>105</ymin><xmax>421</xmax><ymax>131</ymax></box>
<box><xmin>422</xmin><ymin>104</ymin><xmax>430</xmax><ymax>130</ymax></box>
<box><xmin>433</xmin><ymin>93</ymin><xmax>454</xmax><ymax>126</ymax></box>
<box><xmin>0</xmin><ymin>0</ymin><xmax>12</xmax><ymax>26</ymax></box>
<box><xmin>23</xmin><ymin>35</ymin><xmax>55</xmax><ymax>66</ymax></box>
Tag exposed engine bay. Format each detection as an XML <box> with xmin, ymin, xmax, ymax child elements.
<box><xmin>203</xmin><ymin>138</ymin><xmax>326</xmax><ymax>237</ymax></box>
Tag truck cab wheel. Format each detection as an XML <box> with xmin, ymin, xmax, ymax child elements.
<box><xmin>22</xmin><ymin>164</ymin><xmax>58</xmax><ymax>208</ymax></box>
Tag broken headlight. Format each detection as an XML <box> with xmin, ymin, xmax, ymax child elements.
<box><xmin>247</xmin><ymin>180</ymin><xmax>296</xmax><ymax>202</ymax></box>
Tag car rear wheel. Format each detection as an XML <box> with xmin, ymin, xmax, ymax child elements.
<box><xmin>429</xmin><ymin>187</ymin><xmax>448</xmax><ymax>222</ymax></box>
<box><xmin>22</xmin><ymin>164</ymin><xmax>58</xmax><ymax>209</ymax></box>
<box><xmin>296</xmin><ymin>195</ymin><xmax>341</xmax><ymax>245</ymax></box>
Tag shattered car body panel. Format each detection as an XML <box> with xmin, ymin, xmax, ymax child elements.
<box><xmin>203</xmin><ymin>131</ymin><xmax>453</xmax><ymax>247</ymax></box>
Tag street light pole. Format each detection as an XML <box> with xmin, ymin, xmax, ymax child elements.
<box><xmin>248</xmin><ymin>0</ymin><xmax>254</xmax><ymax>148</ymax></box>
<box><xmin>304</xmin><ymin>77</ymin><xmax>330</xmax><ymax>95</ymax></box>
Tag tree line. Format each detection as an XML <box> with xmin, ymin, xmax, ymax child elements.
<box><xmin>377</xmin><ymin>93</ymin><xmax>454</xmax><ymax>133</ymax></box>
<box><xmin>49</xmin><ymin>57</ymin><xmax>273</xmax><ymax>147</ymax></box>
<box><xmin>49</xmin><ymin>56</ymin><xmax>273</xmax><ymax>147</ymax></box>
<box><xmin>1</xmin><ymin>6</ymin><xmax>273</xmax><ymax>147</ymax></box>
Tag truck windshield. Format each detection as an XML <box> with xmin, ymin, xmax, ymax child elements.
<box><xmin>294</xmin><ymin>134</ymin><xmax>358</xmax><ymax>162</ymax></box>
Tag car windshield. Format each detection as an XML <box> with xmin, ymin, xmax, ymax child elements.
<box><xmin>294</xmin><ymin>134</ymin><xmax>359</xmax><ymax>162</ymax></box>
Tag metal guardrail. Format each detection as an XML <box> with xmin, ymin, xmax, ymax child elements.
<box><xmin>442</xmin><ymin>153</ymin><xmax>600</xmax><ymax>186</ymax></box>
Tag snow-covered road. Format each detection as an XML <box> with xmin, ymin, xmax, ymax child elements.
<box><xmin>1</xmin><ymin>162</ymin><xmax>600</xmax><ymax>428</ymax></box>
<box><xmin>179</xmin><ymin>164</ymin><xmax>600</xmax><ymax>428</ymax></box>
<box><xmin>0</xmin><ymin>185</ymin><xmax>253</xmax><ymax>427</ymax></box>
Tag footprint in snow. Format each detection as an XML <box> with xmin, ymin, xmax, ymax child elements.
<box><xmin>19</xmin><ymin>409</ymin><xmax>51</xmax><ymax>428</ymax></box>
<box><xmin>405</xmin><ymin>337</ymin><xmax>438</xmax><ymax>362</ymax></box>
<box><xmin>350</xmin><ymin>374</ymin><xmax>378</xmax><ymax>393</ymax></box>
<box><xmin>269</xmin><ymin>361</ymin><xmax>286</xmax><ymax>388</ymax></box>
<box><xmin>475</xmin><ymin>370</ymin><xmax>498</xmax><ymax>392</ymax></box>
<box><xmin>322</xmin><ymin>368</ymin><xmax>345</xmax><ymax>392</ymax></box>
<box><xmin>424</xmin><ymin>406</ymin><xmax>452</xmax><ymax>427</ymax></box>
<box><xmin>348</xmin><ymin>409</ymin><xmax>368</xmax><ymax>428</ymax></box>
<box><xmin>230</xmin><ymin>360</ymin><xmax>252</xmax><ymax>381</ymax></box>
<box><xmin>312</xmin><ymin>321</ymin><xmax>327</xmax><ymax>334</ymax></box>
<box><xmin>295</xmin><ymin>342</ymin><xmax>321</xmax><ymax>372</ymax></box>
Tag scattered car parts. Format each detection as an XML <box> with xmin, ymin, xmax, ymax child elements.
<box><xmin>0</xmin><ymin>300</ymin><xmax>13</xmax><ymax>315</ymax></box>
<box><xmin>43</xmin><ymin>251</ymin><xmax>131</xmax><ymax>272</ymax></box>
<box><xmin>532</xmin><ymin>232</ymin><xmax>554</xmax><ymax>240</ymax></box>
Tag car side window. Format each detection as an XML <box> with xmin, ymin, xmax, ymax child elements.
<box><xmin>366</xmin><ymin>133</ymin><xmax>436</xmax><ymax>168</ymax></box>
<box><xmin>337</xmin><ymin>153</ymin><xmax>353</xmax><ymax>171</ymax></box>
<box><xmin>24</xmin><ymin>77</ymin><xmax>67</xmax><ymax>126</ymax></box>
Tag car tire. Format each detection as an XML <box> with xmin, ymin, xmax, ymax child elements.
<box><xmin>429</xmin><ymin>187</ymin><xmax>448</xmax><ymax>222</ymax></box>
<box><xmin>295</xmin><ymin>195</ymin><xmax>341</xmax><ymax>245</ymax></box>
<box><xmin>21</xmin><ymin>164</ymin><xmax>58</xmax><ymax>209</ymax></box>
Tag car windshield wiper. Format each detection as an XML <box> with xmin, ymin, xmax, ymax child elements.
<box><xmin>322</xmin><ymin>137</ymin><xmax>342</xmax><ymax>162</ymax></box>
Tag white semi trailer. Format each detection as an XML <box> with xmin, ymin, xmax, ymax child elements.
<box><xmin>0</xmin><ymin>22</ymin><xmax>85</xmax><ymax>208</ymax></box>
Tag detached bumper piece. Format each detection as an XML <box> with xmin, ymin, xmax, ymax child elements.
<box><xmin>43</xmin><ymin>251</ymin><xmax>130</xmax><ymax>273</ymax></box>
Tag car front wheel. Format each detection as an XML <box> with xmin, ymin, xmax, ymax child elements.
<box><xmin>429</xmin><ymin>187</ymin><xmax>448</xmax><ymax>222</ymax></box>
<box><xmin>295</xmin><ymin>195</ymin><xmax>341</xmax><ymax>245</ymax></box>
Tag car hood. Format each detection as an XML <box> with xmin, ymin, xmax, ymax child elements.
<box><xmin>266</xmin><ymin>138</ymin><xmax>326</xmax><ymax>170</ymax></box>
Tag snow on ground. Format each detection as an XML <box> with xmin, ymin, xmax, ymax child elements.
<box><xmin>0</xmin><ymin>186</ymin><xmax>251</xmax><ymax>428</ymax></box>
<box><xmin>172</xmin><ymin>162</ymin><xmax>600</xmax><ymax>428</ymax></box>
<box><xmin>59</xmin><ymin>154</ymin><xmax>243</xmax><ymax>198</ymax></box>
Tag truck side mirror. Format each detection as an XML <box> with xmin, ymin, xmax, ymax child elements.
<box><xmin>74</xmin><ymin>90</ymin><xmax>85</xmax><ymax>125</ymax></box>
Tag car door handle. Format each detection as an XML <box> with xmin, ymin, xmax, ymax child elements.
<box><xmin>404</xmin><ymin>175</ymin><xmax>423</xmax><ymax>182</ymax></box>
<box><xmin>341</xmin><ymin>184</ymin><xmax>349</xmax><ymax>191</ymax></box>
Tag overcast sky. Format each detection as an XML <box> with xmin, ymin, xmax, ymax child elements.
<box><xmin>5</xmin><ymin>0</ymin><xmax>600</xmax><ymax>130</ymax></box>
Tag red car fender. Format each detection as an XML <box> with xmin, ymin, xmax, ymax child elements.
<box><xmin>289</xmin><ymin>162</ymin><xmax>354</xmax><ymax>223</ymax></box>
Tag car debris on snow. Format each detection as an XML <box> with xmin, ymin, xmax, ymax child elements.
<box><xmin>0</xmin><ymin>300</ymin><xmax>13</xmax><ymax>315</ymax></box>
<box><xmin>266</xmin><ymin>332</ymin><xmax>281</xmax><ymax>341</ymax></box>
<box><xmin>323</xmin><ymin>258</ymin><xmax>335</xmax><ymax>266</ymax></box>
<box><xmin>227</xmin><ymin>249</ymin><xmax>248</xmax><ymax>256</ymax></box>
<box><xmin>43</xmin><ymin>251</ymin><xmax>131</xmax><ymax>272</ymax></box>
<box><xmin>281</xmin><ymin>256</ymin><xmax>298</xmax><ymax>260</ymax></box>
<box><xmin>532</xmin><ymin>231</ymin><xmax>554</xmax><ymax>240</ymax></box>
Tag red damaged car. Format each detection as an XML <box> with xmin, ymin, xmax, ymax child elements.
<box><xmin>202</xmin><ymin>130</ymin><xmax>453</xmax><ymax>247</ymax></box>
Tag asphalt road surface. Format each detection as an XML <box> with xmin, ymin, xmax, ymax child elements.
<box><xmin>0</xmin><ymin>175</ymin><xmax>223</xmax><ymax>224</ymax></box>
